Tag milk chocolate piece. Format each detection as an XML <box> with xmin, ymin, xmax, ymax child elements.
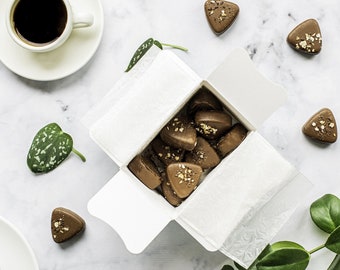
<box><xmin>195</xmin><ymin>110</ymin><xmax>232</xmax><ymax>140</ymax></box>
<box><xmin>51</xmin><ymin>207</ymin><xmax>85</xmax><ymax>243</ymax></box>
<box><xmin>302</xmin><ymin>108</ymin><xmax>337</xmax><ymax>143</ymax></box>
<box><xmin>217</xmin><ymin>123</ymin><xmax>247</xmax><ymax>156</ymax></box>
<box><xmin>167</xmin><ymin>162</ymin><xmax>203</xmax><ymax>198</ymax></box>
<box><xmin>204</xmin><ymin>0</ymin><xmax>239</xmax><ymax>35</ymax></box>
<box><xmin>188</xmin><ymin>88</ymin><xmax>222</xmax><ymax>114</ymax></box>
<box><xmin>186</xmin><ymin>137</ymin><xmax>221</xmax><ymax>170</ymax></box>
<box><xmin>287</xmin><ymin>19</ymin><xmax>322</xmax><ymax>55</ymax></box>
<box><xmin>151</xmin><ymin>137</ymin><xmax>185</xmax><ymax>166</ymax></box>
<box><xmin>162</xmin><ymin>180</ymin><xmax>183</xmax><ymax>207</ymax></box>
<box><xmin>160</xmin><ymin>116</ymin><xmax>197</xmax><ymax>151</ymax></box>
<box><xmin>128</xmin><ymin>154</ymin><xmax>162</xmax><ymax>189</ymax></box>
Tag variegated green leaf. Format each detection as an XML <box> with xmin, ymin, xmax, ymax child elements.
<box><xmin>125</xmin><ymin>38</ymin><xmax>155</xmax><ymax>72</ymax></box>
<box><xmin>27</xmin><ymin>123</ymin><xmax>85</xmax><ymax>173</ymax></box>
<box><xmin>125</xmin><ymin>38</ymin><xmax>188</xmax><ymax>72</ymax></box>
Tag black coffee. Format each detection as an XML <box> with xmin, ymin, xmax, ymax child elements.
<box><xmin>13</xmin><ymin>0</ymin><xmax>67</xmax><ymax>44</ymax></box>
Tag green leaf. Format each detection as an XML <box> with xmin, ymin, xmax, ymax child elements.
<box><xmin>221</xmin><ymin>266</ymin><xmax>235</xmax><ymax>270</ymax></box>
<box><xmin>271</xmin><ymin>241</ymin><xmax>306</xmax><ymax>251</ymax></box>
<box><xmin>27</xmin><ymin>123</ymin><xmax>85</xmax><ymax>173</ymax></box>
<box><xmin>256</xmin><ymin>241</ymin><xmax>310</xmax><ymax>270</ymax></box>
<box><xmin>328</xmin><ymin>255</ymin><xmax>340</xmax><ymax>270</ymax></box>
<box><xmin>310</xmin><ymin>194</ymin><xmax>340</xmax><ymax>233</ymax></box>
<box><xmin>153</xmin><ymin>40</ymin><xmax>163</xmax><ymax>49</ymax></box>
<box><xmin>125</xmin><ymin>38</ymin><xmax>188</xmax><ymax>72</ymax></box>
<box><xmin>125</xmin><ymin>38</ymin><xmax>154</xmax><ymax>72</ymax></box>
<box><xmin>326</xmin><ymin>226</ymin><xmax>340</xmax><ymax>253</ymax></box>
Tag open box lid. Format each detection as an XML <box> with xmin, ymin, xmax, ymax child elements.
<box><xmin>207</xmin><ymin>48</ymin><xmax>287</xmax><ymax>129</ymax></box>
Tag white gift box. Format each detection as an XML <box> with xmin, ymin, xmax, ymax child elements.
<box><xmin>84</xmin><ymin>48</ymin><xmax>311</xmax><ymax>268</ymax></box>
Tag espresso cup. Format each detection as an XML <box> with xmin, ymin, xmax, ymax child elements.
<box><xmin>6</xmin><ymin>0</ymin><xmax>94</xmax><ymax>52</ymax></box>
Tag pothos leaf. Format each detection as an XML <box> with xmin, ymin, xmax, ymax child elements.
<box><xmin>326</xmin><ymin>226</ymin><xmax>340</xmax><ymax>253</ymax></box>
<box><xmin>125</xmin><ymin>38</ymin><xmax>155</xmax><ymax>72</ymax></box>
<box><xmin>27</xmin><ymin>123</ymin><xmax>85</xmax><ymax>174</ymax></box>
<box><xmin>221</xmin><ymin>266</ymin><xmax>235</xmax><ymax>270</ymax></box>
<box><xmin>125</xmin><ymin>38</ymin><xmax>188</xmax><ymax>72</ymax></box>
<box><xmin>256</xmin><ymin>241</ymin><xmax>310</xmax><ymax>270</ymax></box>
<box><xmin>153</xmin><ymin>40</ymin><xmax>163</xmax><ymax>49</ymax></box>
<box><xmin>310</xmin><ymin>194</ymin><xmax>340</xmax><ymax>234</ymax></box>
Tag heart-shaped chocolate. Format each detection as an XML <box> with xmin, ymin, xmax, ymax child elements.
<box><xmin>128</xmin><ymin>154</ymin><xmax>162</xmax><ymax>189</ymax></box>
<box><xmin>160</xmin><ymin>116</ymin><xmax>197</xmax><ymax>151</ymax></box>
<box><xmin>167</xmin><ymin>162</ymin><xmax>202</xmax><ymax>198</ymax></box>
<box><xmin>302</xmin><ymin>108</ymin><xmax>337</xmax><ymax>143</ymax></box>
<box><xmin>204</xmin><ymin>0</ymin><xmax>239</xmax><ymax>35</ymax></box>
<box><xmin>195</xmin><ymin>110</ymin><xmax>232</xmax><ymax>140</ymax></box>
<box><xmin>162</xmin><ymin>180</ymin><xmax>183</xmax><ymax>207</ymax></box>
<box><xmin>217</xmin><ymin>123</ymin><xmax>247</xmax><ymax>157</ymax></box>
<box><xmin>287</xmin><ymin>19</ymin><xmax>322</xmax><ymax>55</ymax></box>
<box><xmin>186</xmin><ymin>137</ymin><xmax>221</xmax><ymax>169</ymax></box>
<box><xmin>188</xmin><ymin>87</ymin><xmax>222</xmax><ymax>114</ymax></box>
<box><xmin>51</xmin><ymin>207</ymin><xmax>85</xmax><ymax>243</ymax></box>
<box><xmin>151</xmin><ymin>137</ymin><xmax>185</xmax><ymax>166</ymax></box>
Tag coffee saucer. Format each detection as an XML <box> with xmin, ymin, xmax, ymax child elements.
<box><xmin>0</xmin><ymin>0</ymin><xmax>104</xmax><ymax>81</ymax></box>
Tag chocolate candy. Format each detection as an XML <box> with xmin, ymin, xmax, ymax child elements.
<box><xmin>128</xmin><ymin>87</ymin><xmax>248</xmax><ymax>206</ymax></box>
<box><xmin>186</xmin><ymin>137</ymin><xmax>221</xmax><ymax>169</ymax></box>
<box><xmin>160</xmin><ymin>116</ymin><xmax>197</xmax><ymax>151</ymax></box>
<box><xmin>128</xmin><ymin>154</ymin><xmax>162</xmax><ymax>189</ymax></box>
<box><xmin>51</xmin><ymin>207</ymin><xmax>85</xmax><ymax>243</ymax></box>
<box><xmin>302</xmin><ymin>108</ymin><xmax>337</xmax><ymax>143</ymax></box>
<box><xmin>217</xmin><ymin>123</ymin><xmax>247</xmax><ymax>156</ymax></box>
<box><xmin>162</xmin><ymin>180</ymin><xmax>183</xmax><ymax>206</ymax></box>
<box><xmin>204</xmin><ymin>0</ymin><xmax>239</xmax><ymax>35</ymax></box>
<box><xmin>188</xmin><ymin>87</ymin><xmax>222</xmax><ymax>114</ymax></box>
<box><xmin>287</xmin><ymin>19</ymin><xmax>322</xmax><ymax>55</ymax></box>
<box><xmin>167</xmin><ymin>162</ymin><xmax>203</xmax><ymax>198</ymax></box>
<box><xmin>151</xmin><ymin>137</ymin><xmax>185</xmax><ymax>165</ymax></box>
<box><xmin>195</xmin><ymin>110</ymin><xmax>232</xmax><ymax>140</ymax></box>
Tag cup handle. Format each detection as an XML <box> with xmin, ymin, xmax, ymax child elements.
<box><xmin>73</xmin><ymin>13</ymin><xmax>94</xmax><ymax>28</ymax></box>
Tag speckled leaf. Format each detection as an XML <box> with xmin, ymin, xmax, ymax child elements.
<box><xmin>153</xmin><ymin>40</ymin><xmax>163</xmax><ymax>49</ymax></box>
<box><xmin>27</xmin><ymin>123</ymin><xmax>73</xmax><ymax>173</ymax></box>
<box><xmin>125</xmin><ymin>38</ymin><xmax>155</xmax><ymax>72</ymax></box>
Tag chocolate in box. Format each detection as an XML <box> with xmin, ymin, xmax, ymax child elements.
<box><xmin>84</xmin><ymin>48</ymin><xmax>311</xmax><ymax>268</ymax></box>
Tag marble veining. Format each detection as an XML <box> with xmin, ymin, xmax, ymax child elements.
<box><xmin>1</xmin><ymin>0</ymin><xmax>340</xmax><ymax>269</ymax></box>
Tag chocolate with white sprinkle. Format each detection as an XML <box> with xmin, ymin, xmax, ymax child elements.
<box><xmin>287</xmin><ymin>19</ymin><xmax>322</xmax><ymax>55</ymax></box>
<box><xmin>302</xmin><ymin>108</ymin><xmax>337</xmax><ymax>143</ymax></box>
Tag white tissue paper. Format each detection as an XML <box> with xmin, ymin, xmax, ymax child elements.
<box><xmin>83</xmin><ymin>47</ymin><xmax>311</xmax><ymax>268</ymax></box>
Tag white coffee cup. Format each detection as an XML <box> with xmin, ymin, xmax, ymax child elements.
<box><xmin>6</xmin><ymin>0</ymin><xmax>94</xmax><ymax>53</ymax></box>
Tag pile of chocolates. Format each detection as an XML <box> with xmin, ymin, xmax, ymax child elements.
<box><xmin>128</xmin><ymin>87</ymin><xmax>248</xmax><ymax>206</ymax></box>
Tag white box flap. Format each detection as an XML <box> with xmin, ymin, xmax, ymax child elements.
<box><xmin>208</xmin><ymin>48</ymin><xmax>287</xmax><ymax>129</ymax></box>
<box><xmin>87</xmin><ymin>169</ymin><xmax>173</xmax><ymax>254</ymax></box>
<box><xmin>220</xmin><ymin>171</ymin><xmax>311</xmax><ymax>268</ymax></box>
<box><xmin>89</xmin><ymin>50</ymin><xmax>201</xmax><ymax>166</ymax></box>
<box><xmin>176</xmin><ymin>132</ymin><xmax>301</xmax><ymax>259</ymax></box>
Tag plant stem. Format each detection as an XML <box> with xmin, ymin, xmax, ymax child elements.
<box><xmin>72</xmin><ymin>148</ymin><xmax>86</xmax><ymax>162</ymax></box>
<box><xmin>160</xmin><ymin>43</ymin><xmax>188</xmax><ymax>52</ymax></box>
<box><xmin>308</xmin><ymin>243</ymin><xmax>325</xmax><ymax>254</ymax></box>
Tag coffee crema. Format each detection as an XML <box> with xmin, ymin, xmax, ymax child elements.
<box><xmin>13</xmin><ymin>0</ymin><xmax>67</xmax><ymax>45</ymax></box>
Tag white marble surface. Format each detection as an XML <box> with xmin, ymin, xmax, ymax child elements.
<box><xmin>1</xmin><ymin>0</ymin><xmax>340</xmax><ymax>269</ymax></box>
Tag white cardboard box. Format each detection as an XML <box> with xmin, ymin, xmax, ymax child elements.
<box><xmin>85</xmin><ymin>48</ymin><xmax>311</xmax><ymax>268</ymax></box>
